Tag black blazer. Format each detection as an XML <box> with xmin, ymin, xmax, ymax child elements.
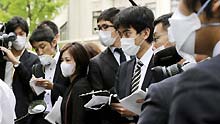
<box><xmin>115</xmin><ymin>55</ymin><xmax>155</xmax><ymax>99</ymax></box>
<box><xmin>0</xmin><ymin>49</ymin><xmax>40</xmax><ymax>123</ymax></box>
<box><xmin>169</xmin><ymin>55</ymin><xmax>220</xmax><ymax>124</ymax></box>
<box><xmin>138</xmin><ymin>74</ymin><xmax>179</xmax><ymax>124</ymax></box>
<box><xmin>61</xmin><ymin>77</ymin><xmax>94</xmax><ymax>124</ymax></box>
<box><xmin>88</xmin><ymin>48</ymin><xmax>119</xmax><ymax>91</ymax></box>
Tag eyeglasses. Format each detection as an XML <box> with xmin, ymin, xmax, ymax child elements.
<box><xmin>94</xmin><ymin>24</ymin><xmax>115</xmax><ymax>31</ymax></box>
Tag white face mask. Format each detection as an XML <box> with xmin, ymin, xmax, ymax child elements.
<box><xmin>13</xmin><ymin>36</ymin><xmax>26</xmax><ymax>50</ymax></box>
<box><xmin>98</xmin><ymin>30</ymin><xmax>116</xmax><ymax>47</ymax></box>
<box><xmin>61</xmin><ymin>62</ymin><xmax>75</xmax><ymax>77</ymax></box>
<box><xmin>154</xmin><ymin>45</ymin><xmax>165</xmax><ymax>54</ymax></box>
<box><xmin>39</xmin><ymin>55</ymin><xmax>54</xmax><ymax>66</ymax></box>
<box><xmin>168</xmin><ymin>8</ymin><xmax>201</xmax><ymax>62</ymax></box>
<box><xmin>120</xmin><ymin>38</ymin><xmax>140</xmax><ymax>56</ymax></box>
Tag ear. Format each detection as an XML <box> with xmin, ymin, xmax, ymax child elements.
<box><xmin>212</xmin><ymin>0</ymin><xmax>220</xmax><ymax>14</ymax></box>
<box><xmin>51</xmin><ymin>38</ymin><xmax>58</xmax><ymax>48</ymax></box>
<box><xmin>142</xmin><ymin>28</ymin><xmax>150</xmax><ymax>40</ymax></box>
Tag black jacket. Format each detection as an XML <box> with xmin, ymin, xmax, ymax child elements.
<box><xmin>88</xmin><ymin>48</ymin><xmax>119</xmax><ymax>91</ymax></box>
<box><xmin>61</xmin><ymin>77</ymin><xmax>94</xmax><ymax>124</ymax></box>
<box><xmin>0</xmin><ymin>49</ymin><xmax>40</xmax><ymax>124</ymax></box>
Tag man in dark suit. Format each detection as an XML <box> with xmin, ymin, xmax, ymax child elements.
<box><xmin>29</xmin><ymin>26</ymin><xmax>70</xmax><ymax>124</ymax></box>
<box><xmin>137</xmin><ymin>13</ymin><xmax>176</xmax><ymax>124</ymax></box>
<box><xmin>0</xmin><ymin>16</ymin><xmax>40</xmax><ymax>124</ymax></box>
<box><xmin>112</xmin><ymin>6</ymin><xmax>155</xmax><ymax>123</ymax></box>
<box><xmin>88</xmin><ymin>7</ymin><xmax>128</xmax><ymax>91</ymax></box>
<box><xmin>166</xmin><ymin>0</ymin><xmax>220</xmax><ymax>124</ymax></box>
<box><xmin>87</xmin><ymin>7</ymin><xmax>131</xmax><ymax>124</ymax></box>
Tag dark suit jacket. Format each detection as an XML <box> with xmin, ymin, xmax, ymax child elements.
<box><xmin>169</xmin><ymin>55</ymin><xmax>220</xmax><ymax>124</ymax></box>
<box><xmin>88</xmin><ymin>47</ymin><xmax>119</xmax><ymax>90</ymax></box>
<box><xmin>115</xmin><ymin>55</ymin><xmax>155</xmax><ymax>99</ymax></box>
<box><xmin>0</xmin><ymin>49</ymin><xmax>40</xmax><ymax>124</ymax></box>
<box><xmin>61</xmin><ymin>77</ymin><xmax>95</xmax><ymax>124</ymax></box>
<box><xmin>138</xmin><ymin>74</ymin><xmax>179</xmax><ymax>124</ymax></box>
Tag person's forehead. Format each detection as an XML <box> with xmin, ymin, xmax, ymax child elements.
<box><xmin>15</xmin><ymin>27</ymin><xmax>25</xmax><ymax>33</ymax></box>
<box><xmin>154</xmin><ymin>23</ymin><xmax>167</xmax><ymax>33</ymax></box>
<box><xmin>32</xmin><ymin>41</ymin><xmax>50</xmax><ymax>47</ymax></box>
<box><xmin>97</xmin><ymin>20</ymin><xmax>112</xmax><ymax>25</ymax></box>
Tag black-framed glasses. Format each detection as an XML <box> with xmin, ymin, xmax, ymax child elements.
<box><xmin>94</xmin><ymin>24</ymin><xmax>115</xmax><ymax>31</ymax></box>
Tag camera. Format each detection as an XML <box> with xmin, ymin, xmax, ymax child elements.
<box><xmin>151</xmin><ymin>63</ymin><xmax>183</xmax><ymax>82</ymax></box>
<box><xmin>0</xmin><ymin>32</ymin><xmax>17</xmax><ymax>62</ymax></box>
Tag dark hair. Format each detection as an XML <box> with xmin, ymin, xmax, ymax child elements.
<box><xmin>154</xmin><ymin>13</ymin><xmax>173</xmax><ymax>31</ymax></box>
<box><xmin>114</xmin><ymin>6</ymin><xmax>155</xmax><ymax>43</ymax></box>
<box><xmin>184</xmin><ymin>0</ymin><xmax>217</xmax><ymax>18</ymax></box>
<box><xmin>37</xmin><ymin>20</ymin><xmax>59</xmax><ymax>35</ymax></box>
<box><xmin>5</xmin><ymin>16</ymin><xmax>29</xmax><ymax>36</ymax></box>
<box><xmin>29</xmin><ymin>26</ymin><xmax>55</xmax><ymax>44</ymax></box>
<box><xmin>97</xmin><ymin>7</ymin><xmax>120</xmax><ymax>23</ymax></box>
<box><xmin>60</xmin><ymin>42</ymin><xmax>90</xmax><ymax>81</ymax></box>
<box><xmin>84</xmin><ymin>42</ymin><xmax>101</xmax><ymax>59</ymax></box>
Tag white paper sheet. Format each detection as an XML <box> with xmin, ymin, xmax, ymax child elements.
<box><xmin>45</xmin><ymin>96</ymin><xmax>63</xmax><ymax>124</ymax></box>
<box><xmin>29</xmin><ymin>77</ymin><xmax>45</xmax><ymax>95</ymax></box>
<box><xmin>119</xmin><ymin>89</ymin><xmax>147</xmax><ymax>115</ymax></box>
<box><xmin>84</xmin><ymin>95</ymin><xmax>109</xmax><ymax>110</ymax></box>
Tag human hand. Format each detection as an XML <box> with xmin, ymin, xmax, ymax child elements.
<box><xmin>0</xmin><ymin>46</ymin><xmax>20</xmax><ymax>65</ymax></box>
<box><xmin>111</xmin><ymin>103</ymin><xmax>137</xmax><ymax>117</ymax></box>
<box><xmin>34</xmin><ymin>78</ymin><xmax>53</xmax><ymax>89</ymax></box>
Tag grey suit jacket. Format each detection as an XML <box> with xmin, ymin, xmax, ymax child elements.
<box><xmin>88</xmin><ymin>47</ymin><xmax>119</xmax><ymax>91</ymax></box>
<box><xmin>169</xmin><ymin>55</ymin><xmax>220</xmax><ymax>124</ymax></box>
<box><xmin>138</xmin><ymin>74</ymin><xmax>179</xmax><ymax>124</ymax></box>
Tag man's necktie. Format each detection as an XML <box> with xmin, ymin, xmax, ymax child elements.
<box><xmin>131</xmin><ymin>60</ymin><xmax>144</xmax><ymax>94</ymax></box>
<box><xmin>114</xmin><ymin>48</ymin><xmax>127</xmax><ymax>63</ymax></box>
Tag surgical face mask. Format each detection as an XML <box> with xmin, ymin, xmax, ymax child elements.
<box><xmin>39</xmin><ymin>55</ymin><xmax>54</xmax><ymax>66</ymax></box>
<box><xmin>13</xmin><ymin>36</ymin><xmax>26</xmax><ymax>50</ymax></box>
<box><xmin>168</xmin><ymin>0</ymin><xmax>220</xmax><ymax>62</ymax></box>
<box><xmin>61</xmin><ymin>62</ymin><xmax>75</xmax><ymax>77</ymax></box>
<box><xmin>168</xmin><ymin>7</ymin><xmax>201</xmax><ymax>62</ymax></box>
<box><xmin>98</xmin><ymin>30</ymin><xmax>116</xmax><ymax>47</ymax></box>
<box><xmin>121</xmin><ymin>37</ymin><xmax>143</xmax><ymax>56</ymax></box>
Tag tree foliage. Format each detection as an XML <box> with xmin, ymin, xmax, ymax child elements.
<box><xmin>0</xmin><ymin>0</ymin><xmax>67</xmax><ymax>32</ymax></box>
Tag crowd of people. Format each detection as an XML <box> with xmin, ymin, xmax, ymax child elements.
<box><xmin>0</xmin><ymin>0</ymin><xmax>220</xmax><ymax>124</ymax></box>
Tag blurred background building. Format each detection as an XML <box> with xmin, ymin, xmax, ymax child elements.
<box><xmin>54</xmin><ymin>0</ymin><xmax>179</xmax><ymax>44</ymax></box>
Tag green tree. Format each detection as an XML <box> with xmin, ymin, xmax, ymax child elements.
<box><xmin>0</xmin><ymin>0</ymin><xmax>67</xmax><ymax>32</ymax></box>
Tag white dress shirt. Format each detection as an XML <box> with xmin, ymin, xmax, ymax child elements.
<box><xmin>135</xmin><ymin>45</ymin><xmax>154</xmax><ymax>90</ymax></box>
<box><xmin>4</xmin><ymin>50</ymin><xmax>24</xmax><ymax>88</ymax></box>
<box><xmin>110</xmin><ymin>47</ymin><xmax>130</xmax><ymax>65</ymax></box>
<box><xmin>0</xmin><ymin>79</ymin><xmax>16</xmax><ymax>124</ymax></box>
<box><xmin>44</xmin><ymin>51</ymin><xmax>60</xmax><ymax>112</ymax></box>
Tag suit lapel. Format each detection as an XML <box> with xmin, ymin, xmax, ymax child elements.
<box><xmin>101</xmin><ymin>48</ymin><xmax>119</xmax><ymax>70</ymax></box>
<box><xmin>142</xmin><ymin>55</ymin><xmax>155</xmax><ymax>90</ymax></box>
<box><xmin>125</xmin><ymin>59</ymin><xmax>136</xmax><ymax>96</ymax></box>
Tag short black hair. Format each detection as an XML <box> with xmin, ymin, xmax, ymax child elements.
<box><xmin>37</xmin><ymin>20</ymin><xmax>59</xmax><ymax>35</ymax></box>
<box><xmin>5</xmin><ymin>16</ymin><xmax>29</xmax><ymax>36</ymax></box>
<box><xmin>114</xmin><ymin>6</ymin><xmax>155</xmax><ymax>43</ymax></box>
<box><xmin>29</xmin><ymin>26</ymin><xmax>55</xmax><ymax>44</ymax></box>
<box><xmin>97</xmin><ymin>7</ymin><xmax>120</xmax><ymax>23</ymax></box>
<box><xmin>154</xmin><ymin>13</ymin><xmax>173</xmax><ymax>31</ymax></box>
<box><xmin>60</xmin><ymin>42</ymin><xmax>89</xmax><ymax>80</ymax></box>
<box><xmin>184</xmin><ymin>0</ymin><xmax>219</xmax><ymax>18</ymax></box>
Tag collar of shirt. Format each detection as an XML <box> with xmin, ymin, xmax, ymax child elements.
<box><xmin>136</xmin><ymin>45</ymin><xmax>154</xmax><ymax>68</ymax></box>
<box><xmin>110</xmin><ymin>46</ymin><xmax>130</xmax><ymax>64</ymax></box>
<box><xmin>213</xmin><ymin>41</ymin><xmax>220</xmax><ymax>57</ymax></box>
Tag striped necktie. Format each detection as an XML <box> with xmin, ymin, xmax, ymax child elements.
<box><xmin>131</xmin><ymin>60</ymin><xmax>144</xmax><ymax>94</ymax></box>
